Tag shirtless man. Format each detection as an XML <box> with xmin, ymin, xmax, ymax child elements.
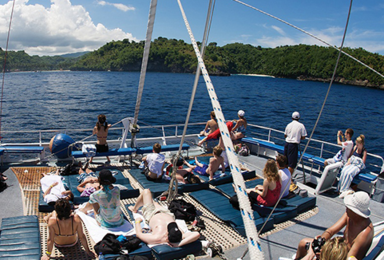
<box><xmin>200</xmin><ymin>111</ymin><xmax>218</xmax><ymax>136</ymax></box>
<box><xmin>182</xmin><ymin>145</ymin><xmax>225</xmax><ymax>180</ymax></box>
<box><xmin>128</xmin><ymin>189</ymin><xmax>200</xmax><ymax>247</ymax></box>
<box><xmin>296</xmin><ymin>192</ymin><xmax>373</xmax><ymax>260</ymax></box>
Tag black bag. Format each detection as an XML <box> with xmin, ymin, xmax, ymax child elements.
<box><xmin>0</xmin><ymin>180</ymin><xmax>7</xmax><ymax>192</ymax></box>
<box><xmin>121</xmin><ymin>235</ymin><xmax>142</xmax><ymax>252</ymax></box>
<box><xmin>169</xmin><ymin>199</ymin><xmax>197</xmax><ymax>222</ymax></box>
<box><xmin>61</xmin><ymin>162</ymin><xmax>81</xmax><ymax>176</ymax></box>
<box><xmin>94</xmin><ymin>233</ymin><xmax>122</xmax><ymax>255</ymax></box>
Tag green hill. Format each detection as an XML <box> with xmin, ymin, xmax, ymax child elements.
<box><xmin>1</xmin><ymin>38</ymin><xmax>383</xmax><ymax>88</ymax></box>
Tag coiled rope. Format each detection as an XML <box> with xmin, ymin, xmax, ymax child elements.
<box><xmin>233</xmin><ymin>0</ymin><xmax>384</xmax><ymax>80</ymax></box>
<box><xmin>177</xmin><ymin>0</ymin><xmax>263</xmax><ymax>259</ymax></box>
<box><xmin>0</xmin><ymin>0</ymin><xmax>16</xmax><ymax>141</ymax></box>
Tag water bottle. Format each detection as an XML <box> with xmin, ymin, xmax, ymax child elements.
<box><xmin>99</xmin><ymin>252</ymin><xmax>105</xmax><ymax>260</ymax></box>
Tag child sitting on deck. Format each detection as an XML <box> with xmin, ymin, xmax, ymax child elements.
<box><xmin>183</xmin><ymin>145</ymin><xmax>225</xmax><ymax>180</ymax></box>
<box><xmin>230</xmin><ymin>159</ymin><xmax>282</xmax><ymax>209</ymax></box>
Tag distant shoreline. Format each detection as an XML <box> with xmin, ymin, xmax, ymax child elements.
<box><xmin>233</xmin><ymin>74</ymin><xmax>275</xmax><ymax>78</ymax></box>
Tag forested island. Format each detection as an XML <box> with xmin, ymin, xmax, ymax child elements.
<box><xmin>1</xmin><ymin>37</ymin><xmax>384</xmax><ymax>89</ymax></box>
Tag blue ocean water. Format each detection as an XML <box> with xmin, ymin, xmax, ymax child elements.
<box><xmin>2</xmin><ymin>71</ymin><xmax>384</xmax><ymax>158</ymax></box>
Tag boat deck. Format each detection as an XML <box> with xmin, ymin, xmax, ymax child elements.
<box><xmin>0</xmin><ymin>156</ymin><xmax>323</xmax><ymax>259</ymax></box>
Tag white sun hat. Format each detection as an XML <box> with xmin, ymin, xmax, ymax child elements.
<box><xmin>238</xmin><ymin>110</ymin><xmax>245</xmax><ymax>117</ymax></box>
<box><xmin>344</xmin><ymin>191</ymin><xmax>371</xmax><ymax>218</ymax></box>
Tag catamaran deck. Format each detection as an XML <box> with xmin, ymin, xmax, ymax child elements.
<box><xmin>1</xmin><ymin>145</ymin><xmax>384</xmax><ymax>260</ymax></box>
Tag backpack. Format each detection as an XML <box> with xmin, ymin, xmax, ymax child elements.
<box><xmin>169</xmin><ymin>199</ymin><xmax>197</xmax><ymax>222</ymax></box>
<box><xmin>61</xmin><ymin>162</ymin><xmax>81</xmax><ymax>176</ymax></box>
<box><xmin>94</xmin><ymin>233</ymin><xmax>122</xmax><ymax>255</ymax></box>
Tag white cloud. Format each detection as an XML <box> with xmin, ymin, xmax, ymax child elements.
<box><xmin>271</xmin><ymin>25</ymin><xmax>285</xmax><ymax>36</ymax></box>
<box><xmin>0</xmin><ymin>0</ymin><xmax>138</xmax><ymax>56</ymax></box>
<box><xmin>97</xmin><ymin>1</ymin><xmax>135</xmax><ymax>12</ymax></box>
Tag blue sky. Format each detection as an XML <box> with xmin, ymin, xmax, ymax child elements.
<box><xmin>0</xmin><ymin>0</ymin><xmax>383</xmax><ymax>56</ymax></box>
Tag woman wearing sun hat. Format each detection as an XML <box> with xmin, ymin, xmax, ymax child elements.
<box><xmin>296</xmin><ymin>191</ymin><xmax>373</xmax><ymax>260</ymax></box>
<box><xmin>88</xmin><ymin>169</ymin><xmax>124</xmax><ymax>228</ymax></box>
<box><xmin>231</xmin><ymin>110</ymin><xmax>247</xmax><ymax>140</ymax></box>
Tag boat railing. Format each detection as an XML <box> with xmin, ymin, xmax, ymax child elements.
<box><xmin>247</xmin><ymin>123</ymin><xmax>384</xmax><ymax>174</ymax></box>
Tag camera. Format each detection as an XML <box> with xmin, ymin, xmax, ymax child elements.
<box><xmin>305</xmin><ymin>237</ymin><xmax>326</xmax><ymax>254</ymax></box>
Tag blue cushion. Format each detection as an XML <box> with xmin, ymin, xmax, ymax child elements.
<box><xmin>72</xmin><ymin>147</ymin><xmax>136</xmax><ymax>158</ymax></box>
<box><xmin>364</xmin><ymin>236</ymin><xmax>384</xmax><ymax>260</ymax></box>
<box><xmin>68</xmin><ymin>170</ymin><xmax>139</xmax><ymax>204</ymax></box>
<box><xmin>136</xmin><ymin>144</ymin><xmax>190</xmax><ymax>155</ymax></box>
<box><xmin>215</xmin><ymin>180</ymin><xmax>297</xmax><ymax>224</ymax></box>
<box><xmin>1</xmin><ymin>146</ymin><xmax>44</xmax><ymax>153</ymax></box>
<box><xmin>129</xmin><ymin>169</ymin><xmax>172</xmax><ymax>197</ymax></box>
<box><xmin>151</xmin><ymin>240</ymin><xmax>202</xmax><ymax>260</ymax></box>
<box><xmin>355</xmin><ymin>171</ymin><xmax>378</xmax><ymax>183</ymax></box>
<box><xmin>0</xmin><ymin>216</ymin><xmax>41</xmax><ymax>260</ymax></box>
<box><xmin>189</xmin><ymin>189</ymin><xmax>274</xmax><ymax>236</ymax></box>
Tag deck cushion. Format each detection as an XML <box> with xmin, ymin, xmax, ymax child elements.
<box><xmin>216</xmin><ymin>180</ymin><xmax>298</xmax><ymax>224</ymax></box>
<box><xmin>189</xmin><ymin>189</ymin><xmax>274</xmax><ymax>236</ymax></box>
<box><xmin>0</xmin><ymin>215</ymin><xmax>41</xmax><ymax>260</ymax></box>
<box><xmin>136</xmin><ymin>144</ymin><xmax>190</xmax><ymax>154</ymax></box>
<box><xmin>1</xmin><ymin>146</ymin><xmax>44</xmax><ymax>153</ymax></box>
<box><xmin>71</xmin><ymin>147</ymin><xmax>136</xmax><ymax>158</ymax></box>
<box><xmin>151</xmin><ymin>240</ymin><xmax>202</xmax><ymax>260</ymax></box>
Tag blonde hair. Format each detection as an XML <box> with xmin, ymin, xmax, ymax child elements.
<box><xmin>320</xmin><ymin>237</ymin><xmax>348</xmax><ymax>260</ymax></box>
<box><xmin>356</xmin><ymin>134</ymin><xmax>365</xmax><ymax>145</ymax></box>
<box><xmin>263</xmin><ymin>159</ymin><xmax>280</xmax><ymax>182</ymax></box>
<box><xmin>213</xmin><ymin>145</ymin><xmax>223</xmax><ymax>156</ymax></box>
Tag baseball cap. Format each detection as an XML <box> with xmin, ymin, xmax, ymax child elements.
<box><xmin>238</xmin><ymin>110</ymin><xmax>245</xmax><ymax>117</ymax></box>
<box><xmin>167</xmin><ymin>222</ymin><xmax>182</xmax><ymax>243</ymax></box>
<box><xmin>292</xmin><ymin>111</ymin><xmax>300</xmax><ymax>120</ymax></box>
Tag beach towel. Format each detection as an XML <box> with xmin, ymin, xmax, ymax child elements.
<box><xmin>82</xmin><ymin>144</ymin><xmax>96</xmax><ymax>158</ymax></box>
<box><xmin>40</xmin><ymin>175</ymin><xmax>66</xmax><ymax>195</ymax></box>
<box><xmin>131</xmin><ymin>209</ymin><xmax>190</xmax><ymax>248</ymax></box>
<box><xmin>76</xmin><ymin>209</ymin><xmax>134</xmax><ymax>244</ymax></box>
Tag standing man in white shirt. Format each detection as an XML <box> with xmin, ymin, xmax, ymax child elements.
<box><xmin>142</xmin><ymin>143</ymin><xmax>165</xmax><ymax>181</ymax></box>
<box><xmin>284</xmin><ymin>111</ymin><xmax>307</xmax><ymax>175</ymax></box>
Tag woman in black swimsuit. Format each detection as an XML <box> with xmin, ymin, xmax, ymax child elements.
<box><xmin>90</xmin><ymin>114</ymin><xmax>112</xmax><ymax>164</ymax></box>
<box><xmin>42</xmin><ymin>199</ymin><xmax>96</xmax><ymax>260</ymax></box>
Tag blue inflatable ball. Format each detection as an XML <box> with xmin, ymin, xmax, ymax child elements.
<box><xmin>49</xmin><ymin>133</ymin><xmax>76</xmax><ymax>159</ymax></box>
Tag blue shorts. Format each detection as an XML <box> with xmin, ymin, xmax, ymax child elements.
<box><xmin>284</xmin><ymin>142</ymin><xmax>298</xmax><ymax>169</ymax></box>
<box><xmin>194</xmin><ymin>164</ymin><xmax>209</xmax><ymax>176</ymax></box>
<box><xmin>77</xmin><ymin>172</ymin><xmax>97</xmax><ymax>183</ymax></box>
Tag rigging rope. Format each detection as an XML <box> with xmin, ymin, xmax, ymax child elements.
<box><xmin>176</xmin><ymin>1</ymin><xmax>263</xmax><ymax>259</ymax></box>
<box><xmin>167</xmin><ymin>0</ymin><xmax>216</xmax><ymax>203</ymax></box>
<box><xmin>0</xmin><ymin>0</ymin><xmax>16</xmax><ymax>141</ymax></box>
<box><xmin>241</xmin><ymin>4</ymin><xmax>354</xmax><ymax>258</ymax></box>
<box><xmin>133</xmin><ymin>0</ymin><xmax>157</xmax><ymax>125</ymax></box>
<box><xmin>233</xmin><ymin>0</ymin><xmax>384</xmax><ymax>79</ymax></box>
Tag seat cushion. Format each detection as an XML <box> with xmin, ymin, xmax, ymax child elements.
<box><xmin>151</xmin><ymin>240</ymin><xmax>202</xmax><ymax>260</ymax></box>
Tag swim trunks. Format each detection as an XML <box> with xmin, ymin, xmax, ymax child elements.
<box><xmin>142</xmin><ymin>203</ymin><xmax>174</xmax><ymax>224</ymax></box>
<box><xmin>194</xmin><ymin>164</ymin><xmax>209</xmax><ymax>176</ymax></box>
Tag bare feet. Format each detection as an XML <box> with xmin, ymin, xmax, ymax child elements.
<box><xmin>197</xmin><ymin>141</ymin><xmax>204</xmax><ymax>147</ymax></box>
<box><xmin>128</xmin><ymin>205</ymin><xmax>137</xmax><ymax>213</ymax></box>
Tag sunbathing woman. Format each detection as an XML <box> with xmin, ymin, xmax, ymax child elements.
<box><xmin>230</xmin><ymin>159</ymin><xmax>282</xmax><ymax>209</ymax></box>
<box><xmin>231</xmin><ymin>110</ymin><xmax>247</xmax><ymax>140</ymax></box>
<box><xmin>90</xmin><ymin>114</ymin><xmax>112</xmax><ymax>164</ymax></box>
<box><xmin>200</xmin><ymin>111</ymin><xmax>218</xmax><ymax>136</ymax></box>
<box><xmin>42</xmin><ymin>199</ymin><xmax>96</xmax><ymax>260</ymax></box>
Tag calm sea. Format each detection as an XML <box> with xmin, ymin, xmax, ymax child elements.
<box><xmin>2</xmin><ymin>71</ymin><xmax>384</xmax><ymax>158</ymax></box>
